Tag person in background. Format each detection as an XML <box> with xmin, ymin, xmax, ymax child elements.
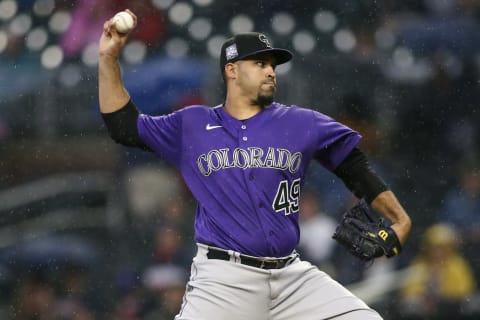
<box><xmin>399</xmin><ymin>223</ymin><xmax>477</xmax><ymax>319</ymax></box>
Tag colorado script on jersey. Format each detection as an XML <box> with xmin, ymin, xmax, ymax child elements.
<box><xmin>196</xmin><ymin>146</ymin><xmax>303</xmax><ymax>176</ymax></box>
<box><xmin>136</xmin><ymin>102</ymin><xmax>361</xmax><ymax>257</ymax></box>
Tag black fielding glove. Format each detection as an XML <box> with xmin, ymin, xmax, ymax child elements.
<box><xmin>332</xmin><ymin>200</ymin><xmax>402</xmax><ymax>261</ymax></box>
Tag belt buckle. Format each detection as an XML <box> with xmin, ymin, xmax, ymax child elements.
<box><xmin>259</xmin><ymin>259</ymin><xmax>266</xmax><ymax>269</ymax></box>
<box><xmin>260</xmin><ymin>258</ymin><xmax>282</xmax><ymax>269</ymax></box>
<box><xmin>256</xmin><ymin>257</ymin><xmax>291</xmax><ymax>269</ymax></box>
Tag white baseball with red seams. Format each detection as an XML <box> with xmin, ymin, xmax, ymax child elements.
<box><xmin>112</xmin><ymin>11</ymin><xmax>134</xmax><ymax>33</ymax></box>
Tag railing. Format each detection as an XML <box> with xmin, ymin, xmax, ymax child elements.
<box><xmin>0</xmin><ymin>171</ymin><xmax>126</xmax><ymax>248</ymax></box>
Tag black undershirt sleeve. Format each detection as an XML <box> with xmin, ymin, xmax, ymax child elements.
<box><xmin>333</xmin><ymin>147</ymin><xmax>389</xmax><ymax>203</ymax></box>
<box><xmin>101</xmin><ymin>99</ymin><xmax>151</xmax><ymax>151</ymax></box>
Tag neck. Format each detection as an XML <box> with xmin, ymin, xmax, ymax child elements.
<box><xmin>223</xmin><ymin>92</ymin><xmax>263</xmax><ymax>120</ymax></box>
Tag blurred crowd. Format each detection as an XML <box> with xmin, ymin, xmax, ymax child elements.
<box><xmin>1</xmin><ymin>0</ymin><xmax>480</xmax><ymax>319</ymax></box>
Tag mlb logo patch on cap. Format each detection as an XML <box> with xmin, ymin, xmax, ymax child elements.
<box><xmin>225</xmin><ymin>44</ymin><xmax>238</xmax><ymax>61</ymax></box>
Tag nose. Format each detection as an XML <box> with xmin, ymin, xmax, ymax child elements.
<box><xmin>266</xmin><ymin>65</ymin><xmax>276</xmax><ymax>79</ymax></box>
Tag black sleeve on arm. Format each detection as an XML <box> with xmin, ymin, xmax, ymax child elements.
<box><xmin>101</xmin><ymin>99</ymin><xmax>151</xmax><ymax>151</ymax></box>
<box><xmin>333</xmin><ymin>147</ymin><xmax>389</xmax><ymax>203</ymax></box>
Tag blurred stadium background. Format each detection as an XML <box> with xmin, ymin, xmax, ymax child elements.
<box><xmin>1</xmin><ymin>0</ymin><xmax>480</xmax><ymax>319</ymax></box>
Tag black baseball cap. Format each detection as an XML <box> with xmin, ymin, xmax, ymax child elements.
<box><xmin>219</xmin><ymin>32</ymin><xmax>293</xmax><ymax>72</ymax></box>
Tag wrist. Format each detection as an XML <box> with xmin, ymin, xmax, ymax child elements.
<box><xmin>390</xmin><ymin>218</ymin><xmax>411</xmax><ymax>245</ymax></box>
<box><xmin>99</xmin><ymin>51</ymin><xmax>121</xmax><ymax>62</ymax></box>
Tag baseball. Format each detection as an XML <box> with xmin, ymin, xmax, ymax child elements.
<box><xmin>112</xmin><ymin>11</ymin><xmax>134</xmax><ymax>34</ymax></box>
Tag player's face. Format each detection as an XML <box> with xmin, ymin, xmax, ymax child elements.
<box><xmin>235</xmin><ymin>53</ymin><xmax>277</xmax><ymax>107</ymax></box>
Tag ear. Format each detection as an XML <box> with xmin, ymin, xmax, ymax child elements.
<box><xmin>224</xmin><ymin>63</ymin><xmax>237</xmax><ymax>80</ymax></box>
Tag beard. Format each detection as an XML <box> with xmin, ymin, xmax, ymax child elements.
<box><xmin>255</xmin><ymin>83</ymin><xmax>276</xmax><ymax>107</ymax></box>
<box><xmin>256</xmin><ymin>92</ymin><xmax>274</xmax><ymax>107</ymax></box>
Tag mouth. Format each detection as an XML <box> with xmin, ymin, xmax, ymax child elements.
<box><xmin>262</xmin><ymin>81</ymin><xmax>276</xmax><ymax>88</ymax></box>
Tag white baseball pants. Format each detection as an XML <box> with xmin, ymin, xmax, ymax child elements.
<box><xmin>175</xmin><ymin>244</ymin><xmax>382</xmax><ymax>320</ymax></box>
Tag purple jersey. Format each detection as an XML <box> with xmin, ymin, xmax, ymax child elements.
<box><xmin>137</xmin><ymin>102</ymin><xmax>361</xmax><ymax>257</ymax></box>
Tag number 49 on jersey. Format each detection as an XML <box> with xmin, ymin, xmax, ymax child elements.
<box><xmin>272</xmin><ymin>178</ymin><xmax>301</xmax><ymax>215</ymax></box>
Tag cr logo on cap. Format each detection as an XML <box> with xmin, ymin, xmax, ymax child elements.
<box><xmin>258</xmin><ymin>34</ymin><xmax>271</xmax><ymax>48</ymax></box>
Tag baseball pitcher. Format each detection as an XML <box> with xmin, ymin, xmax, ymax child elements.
<box><xmin>98</xmin><ymin>10</ymin><xmax>411</xmax><ymax>320</ymax></box>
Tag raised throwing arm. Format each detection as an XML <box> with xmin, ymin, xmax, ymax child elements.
<box><xmin>98</xmin><ymin>10</ymin><xmax>137</xmax><ymax>114</ymax></box>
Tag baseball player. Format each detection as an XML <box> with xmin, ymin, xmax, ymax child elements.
<box><xmin>98</xmin><ymin>10</ymin><xmax>412</xmax><ymax>320</ymax></box>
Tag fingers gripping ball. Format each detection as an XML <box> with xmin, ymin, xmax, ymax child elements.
<box><xmin>332</xmin><ymin>200</ymin><xmax>402</xmax><ymax>261</ymax></box>
<box><xmin>112</xmin><ymin>11</ymin><xmax>134</xmax><ymax>34</ymax></box>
